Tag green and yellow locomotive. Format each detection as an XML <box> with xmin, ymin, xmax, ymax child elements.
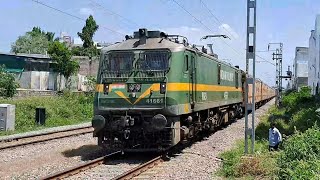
<box><xmin>92</xmin><ymin>28</ymin><xmax>273</xmax><ymax>152</ymax></box>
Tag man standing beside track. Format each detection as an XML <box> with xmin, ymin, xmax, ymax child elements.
<box><xmin>268</xmin><ymin>122</ymin><xmax>282</xmax><ymax>151</ymax></box>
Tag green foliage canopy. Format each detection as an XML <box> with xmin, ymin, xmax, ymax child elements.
<box><xmin>77</xmin><ymin>15</ymin><xmax>99</xmax><ymax>57</ymax></box>
<box><xmin>11</xmin><ymin>27</ymin><xmax>55</xmax><ymax>54</ymax></box>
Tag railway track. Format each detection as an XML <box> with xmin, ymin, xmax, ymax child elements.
<box><xmin>0</xmin><ymin>126</ymin><xmax>93</xmax><ymax>150</ymax></box>
<box><xmin>40</xmin><ymin>150</ymin><xmax>123</xmax><ymax>180</ymax></box>
<box><xmin>40</xmin><ymin>151</ymin><xmax>166</xmax><ymax>180</ymax></box>
<box><xmin>111</xmin><ymin>155</ymin><xmax>165</xmax><ymax>180</ymax></box>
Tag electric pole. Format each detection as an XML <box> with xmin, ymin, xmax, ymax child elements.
<box><xmin>245</xmin><ymin>0</ymin><xmax>257</xmax><ymax>154</ymax></box>
<box><xmin>269</xmin><ymin>43</ymin><xmax>283</xmax><ymax>107</ymax></box>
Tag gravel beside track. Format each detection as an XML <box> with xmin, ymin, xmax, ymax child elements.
<box><xmin>140</xmin><ymin>100</ymin><xmax>274</xmax><ymax>180</ymax></box>
<box><xmin>0</xmin><ymin>133</ymin><xmax>102</xmax><ymax>179</ymax></box>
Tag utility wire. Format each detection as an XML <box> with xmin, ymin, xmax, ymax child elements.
<box><xmin>30</xmin><ymin>0</ymin><xmax>125</xmax><ymax>36</ymax></box>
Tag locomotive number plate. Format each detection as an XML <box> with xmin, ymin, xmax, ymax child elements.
<box><xmin>146</xmin><ymin>98</ymin><xmax>163</xmax><ymax>104</ymax></box>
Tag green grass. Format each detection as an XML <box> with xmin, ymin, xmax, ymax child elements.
<box><xmin>0</xmin><ymin>92</ymin><xmax>93</xmax><ymax>136</ymax></box>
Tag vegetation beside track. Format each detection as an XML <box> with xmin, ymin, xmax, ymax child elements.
<box><xmin>0</xmin><ymin>91</ymin><xmax>93</xmax><ymax>136</ymax></box>
<box><xmin>218</xmin><ymin>87</ymin><xmax>320</xmax><ymax>179</ymax></box>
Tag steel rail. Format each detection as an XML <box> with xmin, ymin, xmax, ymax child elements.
<box><xmin>40</xmin><ymin>151</ymin><xmax>122</xmax><ymax>180</ymax></box>
<box><xmin>0</xmin><ymin>127</ymin><xmax>93</xmax><ymax>150</ymax></box>
<box><xmin>111</xmin><ymin>155</ymin><xmax>164</xmax><ymax>180</ymax></box>
<box><xmin>0</xmin><ymin>125</ymin><xmax>92</xmax><ymax>142</ymax></box>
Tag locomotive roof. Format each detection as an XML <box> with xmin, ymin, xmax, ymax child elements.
<box><xmin>101</xmin><ymin>28</ymin><xmax>241</xmax><ymax>71</ymax></box>
<box><xmin>101</xmin><ymin>37</ymin><xmax>186</xmax><ymax>52</ymax></box>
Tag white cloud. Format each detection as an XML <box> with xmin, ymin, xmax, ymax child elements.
<box><xmin>79</xmin><ymin>8</ymin><xmax>94</xmax><ymax>16</ymax></box>
<box><xmin>218</xmin><ymin>24</ymin><xmax>239</xmax><ymax>39</ymax></box>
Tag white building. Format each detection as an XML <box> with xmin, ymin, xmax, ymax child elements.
<box><xmin>59</xmin><ymin>32</ymin><xmax>74</xmax><ymax>47</ymax></box>
<box><xmin>293</xmin><ymin>47</ymin><xmax>308</xmax><ymax>91</ymax></box>
<box><xmin>308</xmin><ymin>15</ymin><xmax>320</xmax><ymax>94</ymax></box>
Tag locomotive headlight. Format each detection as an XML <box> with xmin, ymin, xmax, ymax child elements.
<box><xmin>127</xmin><ymin>83</ymin><xmax>142</xmax><ymax>92</ymax></box>
<box><xmin>104</xmin><ymin>84</ymin><xmax>109</xmax><ymax>95</ymax></box>
<box><xmin>160</xmin><ymin>82</ymin><xmax>166</xmax><ymax>94</ymax></box>
<box><xmin>134</xmin><ymin>84</ymin><xmax>141</xmax><ymax>91</ymax></box>
<box><xmin>129</xmin><ymin>84</ymin><xmax>135</xmax><ymax>91</ymax></box>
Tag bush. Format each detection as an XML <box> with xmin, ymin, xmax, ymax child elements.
<box><xmin>0</xmin><ymin>65</ymin><xmax>19</xmax><ymax>98</ymax></box>
<box><xmin>282</xmin><ymin>86</ymin><xmax>313</xmax><ymax>115</ymax></box>
<box><xmin>256</xmin><ymin>87</ymin><xmax>318</xmax><ymax>140</ymax></box>
<box><xmin>277</xmin><ymin>125</ymin><xmax>320</xmax><ymax>179</ymax></box>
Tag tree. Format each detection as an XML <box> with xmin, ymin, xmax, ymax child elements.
<box><xmin>71</xmin><ymin>46</ymin><xmax>86</xmax><ymax>56</ymax></box>
<box><xmin>0</xmin><ymin>65</ymin><xmax>19</xmax><ymax>98</ymax></box>
<box><xmin>28</xmin><ymin>27</ymin><xmax>55</xmax><ymax>41</ymax></box>
<box><xmin>11</xmin><ymin>27</ymin><xmax>55</xmax><ymax>54</ymax></box>
<box><xmin>77</xmin><ymin>15</ymin><xmax>99</xmax><ymax>57</ymax></box>
<box><xmin>45</xmin><ymin>32</ymin><xmax>55</xmax><ymax>42</ymax></box>
<box><xmin>48</xmin><ymin>41</ymin><xmax>79</xmax><ymax>89</ymax></box>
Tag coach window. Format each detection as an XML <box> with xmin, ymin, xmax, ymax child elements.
<box><xmin>235</xmin><ymin>71</ymin><xmax>239</xmax><ymax>88</ymax></box>
<box><xmin>184</xmin><ymin>55</ymin><xmax>189</xmax><ymax>72</ymax></box>
<box><xmin>218</xmin><ymin>64</ymin><xmax>221</xmax><ymax>84</ymax></box>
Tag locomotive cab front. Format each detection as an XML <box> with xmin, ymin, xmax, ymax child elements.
<box><xmin>92</xmin><ymin>31</ymin><xmax>180</xmax><ymax>151</ymax></box>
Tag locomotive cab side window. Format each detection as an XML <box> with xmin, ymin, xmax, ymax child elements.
<box><xmin>184</xmin><ymin>55</ymin><xmax>189</xmax><ymax>72</ymax></box>
<box><xmin>235</xmin><ymin>71</ymin><xmax>239</xmax><ymax>88</ymax></box>
<box><xmin>218</xmin><ymin>64</ymin><xmax>221</xmax><ymax>84</ymax></box>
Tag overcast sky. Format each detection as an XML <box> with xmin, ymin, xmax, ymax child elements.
<box><xmin>1</xmin><ymin>0</ymin><xmax>319</xmax><ymax>86</ymax></box>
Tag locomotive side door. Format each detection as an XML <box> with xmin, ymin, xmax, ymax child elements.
<box><xmin>189</xmin><ymin>52</ymin><xmax>196</xmax><ymax>110</ymax></box>
<box><xmin>184</xmin><ymin>51</ymin><xmax>196</xmax><ymax>110</ymax></box>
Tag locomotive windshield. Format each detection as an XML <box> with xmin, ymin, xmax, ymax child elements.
<box><xmin>102</xmin><ymin>52</ymin><xmax>134</xmax><ymax>73</ymax></box>
<box><xmin>138</xmin><ymin>51</ymin><xmax>170</xmax><ymax>71</ymax></box>
<box><xmin>101</xmin><ymin>50</ymin><xmax>170</xmax><ymax>76</ymax></box>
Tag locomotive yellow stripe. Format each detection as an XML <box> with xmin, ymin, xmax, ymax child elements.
<box><xmin>96</xmin><ymin>83</ymin><xmax>242</xmax><ymax>93</ymax></box>
<box><xmin>96</xmin><ymin>84</ymin><xmax>104</xmax><ymax>92</ymax></box>
<box><xmin>115</xmin><ymin>91</ymin><xmax>132</xmax><ymax>104</ymax></box>
<box><xmin>96</xmin><ymin>83</ymin><xmax>242</xmax><ymax>105</ymax></box>
<box><xmin>133</xmin><ymin>83</ymin><xmax>160</xmax><ymax>104</ymax></box>
<box><xmin>167</xmin><ymin>83</ymin><xmax>242</xmax><ymax>92</ymax></box>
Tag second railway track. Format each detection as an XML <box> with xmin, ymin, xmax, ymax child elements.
<box><xmin>0</xmin><ymin>125</ymin><xmax>93</xmax><ymax>150</ymax></box>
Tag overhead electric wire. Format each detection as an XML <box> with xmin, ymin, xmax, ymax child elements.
<box><xmin>199</xmin><ymin>0</ymin><xmax>272</xmax><ymax>63</ymax></box>
<box><xmin>171</xmin><ymin>0</ymin><xmax>244</xmax><ymax>58</ymax></box>
<box><xmin>172</xmin><ymin>0</ymin><xmax>213</xmax><ymax>33</ymax></box>
<box><xmin>30</xmin><ymin>0</ymin><xmax>125</xmax><ymax>36</ymax></box>
<box><xmin>199</xmin><ymin>0</ymin><xmax>236</xmax><ymax>39</ymax></box>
